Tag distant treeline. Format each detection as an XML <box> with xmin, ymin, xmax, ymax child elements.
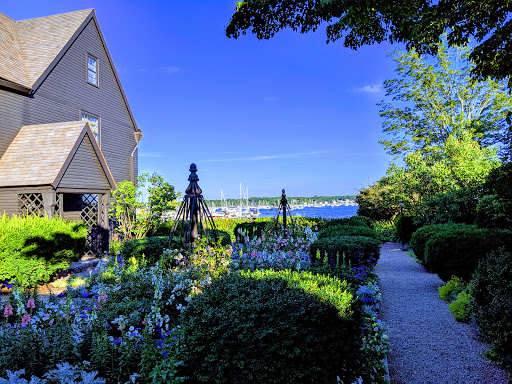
<box><xmin>206</xmin><ymin>195</ymin><xmax>356</xmax><ymax>207</ymax></box>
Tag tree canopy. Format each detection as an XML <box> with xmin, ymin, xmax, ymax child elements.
<box><xmin>379</xmin><ymin>40</ymin><xmax>512</xmax><ymax>158</ymax></box>
<box><xmin>227</xmin><ymin>0</ymin><xmax>512</xmax><ymax>84</ymax></box>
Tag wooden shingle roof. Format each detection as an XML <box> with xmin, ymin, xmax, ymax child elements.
<box><xmin>0</xmin><ymin>121</ymin><xmax>116</xmax><ymax>189</ymax></box>
<box><xmin>0</xmin><ymin>9</ymin><xmax>92</xmax><ymax>90</ymax></box>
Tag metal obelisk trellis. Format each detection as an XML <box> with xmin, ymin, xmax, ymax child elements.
<box><xmin>274</xmin><ymin>189</ymin><xmax>295</xmax><ymax>237</ymax></box>
<box><xmin>169</xmin><ymin>164</ymin><xmax>217</xmax><ymax>249</ymax></box>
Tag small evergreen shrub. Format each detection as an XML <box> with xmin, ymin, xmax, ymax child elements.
<box><xmin>410</xmin><ymin>224</ymin><xmax>468</xmax><ymax>263</ymax></box>
<box><xmin>394</xmin><ymin>215</ymin><xmax>419</xmax><ymax>245</ymax></box>
<box><xmin>318</xmin><ymin>225</ymin><xmax>378</xmax><ymax>240</ymax></box>
<box><xmin>448</xmin><ymin>291</ymin><xmax>472</xmax><ymax>322</ymax></box>
<box><xmin>475</xmin><ymin>194</ymin><xmax>512</xmax><ymax>229</ymax></box>
<box><xmin>471</xmin><ymin>248</ymin><xmax>512</xmax><ymax>374</ymax></box>
<box><xmin>179</xmin><ymin>271</ymin><xmax>363</xmax><ymax>384</ymax></box>
<box><xmin>322</xmin><ymin>216</ymin><xmax>372</xmax><ymax>229</ymax></box>
<box><xmin>424</xmin><ymin>225</ymin><xmax>512</xmax><ymax>281</ymax></box>
<box><xmin>309</xmin><ymin>236</ymin><xmax>380</xmax><ymax>267</ymax></box>
<box><xmin>0</xmin><ymin>215</ymin><xmax>86</xmax><ymax>287</ymax></box>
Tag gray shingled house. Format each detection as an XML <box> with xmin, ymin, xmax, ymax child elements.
<box><xmin>0</xmin><ymin>9</ymin><xmax>142</xmax><ymax>252</ymax></box>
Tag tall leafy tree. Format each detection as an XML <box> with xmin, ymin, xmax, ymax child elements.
<box><xmin>227</xmin><ymin>0</ymin><xmax>512</xmax><ymax>84</ymax></box>
<box><xmin>379</xmin><ymin>41</ymin><xmax>512</xmax><ymax>158</ymax></box>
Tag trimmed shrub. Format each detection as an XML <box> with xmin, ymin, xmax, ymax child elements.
<box><xmin>310</xmin><ymin>236</ymin><xmax>380</xmax><ymax>267</ymax></box>
<box><xmin>322</xmin><ymin>216</ymin><xmax>372</xmax><ymax>229</ymax></box>
<box><xmin>410</xmin><ymin>224</ymin><xmax>464</xmax><ymax>263</ymax></box>
<box><xmin>0</xmin><ymin>214</ymin><xmax>86</xmax><ymax>287</ymax></box>
<box><xmin>318</xmin><ymin>225</ymin><xmax>378</xmax><ymax>240</ymax></box>
<box><xmin>394</xmin><ymin>215</ymin><xmax>419</xmax><ymax>245</ymax></box>
<box><xmin>424</xmin><ymin>225</ymin><xmax>512</xmax><ymax>281</ymax></box>
<box><xmin>179</xmin><ymin>271</ymin><xmax>363</xmax><ymax>384</ymax></box>
<box><xmin>438</xmin><ymin>276</ymin><xmax>466</xmax><ymax>301</ymax></box>
<box><xmin>373</xmin><ymin>220</ymin><xmax>398</xmax><ymax>243</ymax></box>
<box><xmin>471</xmin><ymin>248</ymin><xmax>512</xmax><ymax>374</ymax></box>
<box><xmin>476</xmin><ymin>194</ymin><xmax>512</xmax><ymax>229</ymax></box>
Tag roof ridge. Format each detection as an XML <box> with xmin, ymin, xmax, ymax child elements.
<box><xmin>0</xmin><ymin>11</ymin><xmax>15</xmax><ymax>22</ymax></box>
<box><xmin>16</xmin><ymin>9</ymin><xmax>94</xmax><ymax>23</ymax></box>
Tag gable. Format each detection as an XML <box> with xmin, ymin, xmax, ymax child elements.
<box><xmin>58</xmin><ymin>134</ymin><xmax>111</xmax><ymax>190</ymax></box>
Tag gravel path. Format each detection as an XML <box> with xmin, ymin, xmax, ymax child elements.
<box><xmin>375</xmin><ymin>243</ymin><xmax>509</xmax><ymax>384</ymax></box>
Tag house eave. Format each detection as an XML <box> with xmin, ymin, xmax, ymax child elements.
<box><xmin>0</xmin><ymin>78</ymin><xmax>32</xmax><ymax>94</ymax></box>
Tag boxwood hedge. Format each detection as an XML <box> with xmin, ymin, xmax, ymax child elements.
<box><xmin>318</xmin><ymin>225</ymin><xmax>379</xmax><ymax>240</ymax></box>
<box><xmin>179</xmin><ymin>270</ymin><xmax>363</xmax><ymax>384</ymax></box>
<box><xmin>309</xmin><ymin>235</ymin><xmax>380</xmax><ymax>267</ymax></box>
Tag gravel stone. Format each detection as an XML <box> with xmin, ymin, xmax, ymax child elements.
<box><xmin>375</xmin><ymin>243</ymin><xmax>509</xmax><ymax>384</ymax></box>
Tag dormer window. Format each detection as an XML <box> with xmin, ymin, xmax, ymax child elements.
<box><xmin>87</xmin><ymin>54</ymin><xmax>98</xmax><ymax>86</ymax></box>
<box><xmin>81</xmin><ymin>112</ymin><xmax>100</xmax><ymax>145</ymax></box>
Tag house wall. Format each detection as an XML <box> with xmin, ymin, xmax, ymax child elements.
<box><xmin>59</xmin><ymin>134</ymin><xmax>111</xmax><ymax>190</ymax></box>
<box><xmin>0</xmin><ymin>185</ymin><xmax>54</xmax><ymax>216</ymax></box>
<box><xmin>0</xmin><ymin>17</ymin><xmax>138</xmax><ymax>184</ymax></box>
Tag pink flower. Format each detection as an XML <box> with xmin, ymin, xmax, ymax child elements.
<box><xmin>26</xmin><ymin>299</ymin><xmax>35</xmax><ymax>309</ymax></box>
<box><xmin>98</xmin><ymin>292</ymin><xmax>107</xmax><ymax>303</ymax></box>
<box><xmin>3</xmin><ymin>304</ymin><xmax>13</xmax><ymax>317</ymax></box>
<box><xmin>142</xmin><ymin>318</ymin><xmax>147</xmax><ymax>325</ymax></box>
<box><xmin>21</xmin><ymin>314</ymin><xmax>31</xmax><ymax>326</ymax></box>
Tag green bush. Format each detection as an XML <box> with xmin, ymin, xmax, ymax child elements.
<box><xmin>120</xmin><ymin>236</ymin><xmax>168</xmax><ymax>264</ymax></box>
<box><xmin>318</xmin><ymin>225</ymin><xmax>378</xmax><ymax>240</ymax></box>
<box><xmin>310</xmin><ymin>236</ymin><xmax>381</xmax><ymax>267</ymax></box>
<box><xmin>448</xmin><ymin>291</ymin><xmax>472</xmax><ymax>322</ymax></box>
<box><xmin>424</xmin><ymin>225</ymin><xmax>512</xmax><ymax>281</ymax></box>
<box><xmin>471</xmin><ymin>248</ymin><xmax>512</xmax><ymax>374</ymax></box>
<box><xmin>373</xmin><ymin>220</ymin><xmax>398</xmax><ymax>242</ymax></box>
<box><xmin>322</xmin><ymin>216</ymin><xmax>372</xmax><ymax>229</ymax></box>
<box><xmin>394</xmin><ymin>215</ymin><xmax>419</xmax><ymax>245</ymax></box>
<box><xmin>476</xmin><ymin>194</ymin><xmax>512</xmax><ymax>229</ymax></box>
<box><xmin>179</xmin><ymin>270</ymin><xmax>363</xmax><ymax>384</ymax></box>
<box><xmin>415</xmin><ymin>187</ymin><xmax>480</xmax><ymax>226</ymax></box>
<box><xmin>438</xmin><ymin>276</ymin><xmax>466</xmax><ymax>301</ymax></box>
<box><xmin>410</xmin><ymin>224</ymin><xmax>462</xmax><ymax>263</ymax></box>
<box><xmin>0</xmin><ymin>214</ymin><xmax>86</xmax><ymax>287</ymax></box>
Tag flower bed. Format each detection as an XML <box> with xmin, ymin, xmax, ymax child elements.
<box><xmin>1</xmin><ymin>218</ymin><xmax>389</xmax><ymax>383</ymax></box>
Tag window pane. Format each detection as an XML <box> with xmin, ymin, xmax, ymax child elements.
<box><xmin>82</xmin><ymin>114</ymin><xmax>99</xmax><ymax>143</ymax></box>
<box><xmin>87</xmin><ymin>56</ymin><xmax>97</xmax><ymax>84</ymax></box>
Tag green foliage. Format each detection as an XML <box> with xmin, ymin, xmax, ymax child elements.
<box><xmin>379</xmin><ymin>42</ymin><xmax>511</xmax><ymax>158</ymax></box>
<box><xmin>394</xmin><ymin>215</ymin><xmax>419</xmax><ymax>244</ymax></box>
<box><xmin>373</xmin><ymin>220</ymin><xmax>398</xmax><ymax>243</ymax></box>
<box><xmin>322</xmin><ymin>216</ymin><xmax>372</xmax><ymax>229</ymax></box>
<box><xmin>179</xmin><ymin>271</ymin><xmax>363</xmax><ymax>384</ymax></box>
<box><xmin>448</xmin><ymin>291</ymin><xmax>472</xmax><ymax>323</ymax></box>
<box><xmin>423</xmin><ymin>225</ymin><xmax>512</xmax><ymax>281</ymax></box>
<box><xmin>0</xmin><ymin>215</ymin><xmax>86</xmax><ymax>287</ymax></box>
<box><xmin>233</xmin><ymin>221</ymin><xmax>268</xmax><ymax>242</ymax></box>
<box><xmin>438</xmin><ymin>276</ymin><xmax>466</xmax><ymax>301</ymax></box>
<box><xmin>410</xmin><ymin>224</ymin><xmax>461</xmax><ymax>263</ymax></box>
<box><xmin>471</xmin><ymin>248</ymin><xmax>512</xmax><ymax>374</ymax></box>
<box><xmin>415</xmin><ymin>187</ymin><xmax>480</xmax><ymax>226</ymax></box>
<box><xmin>477</xmin><ymin>162</ymin><xmax>512</xmax><ymax>228</ymax></box>
<box><xmin>109</xmin><ymin>172</ymin><xmax>178</xmax><ymax>241</ymax></box>
<box><xmin>120</xmin><ymin>236</ymin><xmax>167</xmax><ymax>265</ymax></box>
<box><xmin>318</xmin><ymin>225</ymin><xmax>378</xmax><ymax>240</ymax></box>
<box><xmin>228</xmin><ymin>0</ymin><xmax>512</xmax><ymax>91</ymax></box>
<box><xmin>310</xmin><ymin>236</ymin><xmax>381</xmax><ymax>267</ymax></box>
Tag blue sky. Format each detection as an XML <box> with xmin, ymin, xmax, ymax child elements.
<box><xmin>4</xmin><ymin>1</ymin><xmax>400</xmax><ymax>200</ymax></box>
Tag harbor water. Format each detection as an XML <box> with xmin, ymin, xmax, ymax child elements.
<box><xmin>258</xmin><ymin>205</ymin><xmax>358</xmax><ymax>219</ymax></box>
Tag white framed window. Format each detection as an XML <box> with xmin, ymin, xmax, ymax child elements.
<box><xmin>87</xmin><ymin>54</ymin><xmax>98</xmax><ymax>86</ymax></box>
<box><xmin>81</xmin><ymin>112</ymin><xmax>100</xmax><ymax>145</ymax></box>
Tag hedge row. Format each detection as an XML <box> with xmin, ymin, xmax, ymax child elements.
<box><xmin>318</xmin><ymin>225</ymin><xmax>379</xmax><ymax>240</ymax></box>
<box><xmin>410</xmin><ymin>224</ymin><xmax>512</xmax><ymax>281</ymax></box>
<box><xmin>0</xmin><ymin>214</ymin><xmax>86</xmax><ymax>287</ymax></box>
<box><xmin>179</xmin><ymin>270</ymin><xmax>363</xmax><ymax>383</ymax></box>
<box><xmin>310</xmin><ymin>235</ymin><xmax>380</xmax><ymax>267</ymax></box>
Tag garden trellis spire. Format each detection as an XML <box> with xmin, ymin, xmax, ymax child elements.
<box><xmin>169</xmin><ymin>163</ymin><xmax>216</xmax><ymax>248</ymax></box>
